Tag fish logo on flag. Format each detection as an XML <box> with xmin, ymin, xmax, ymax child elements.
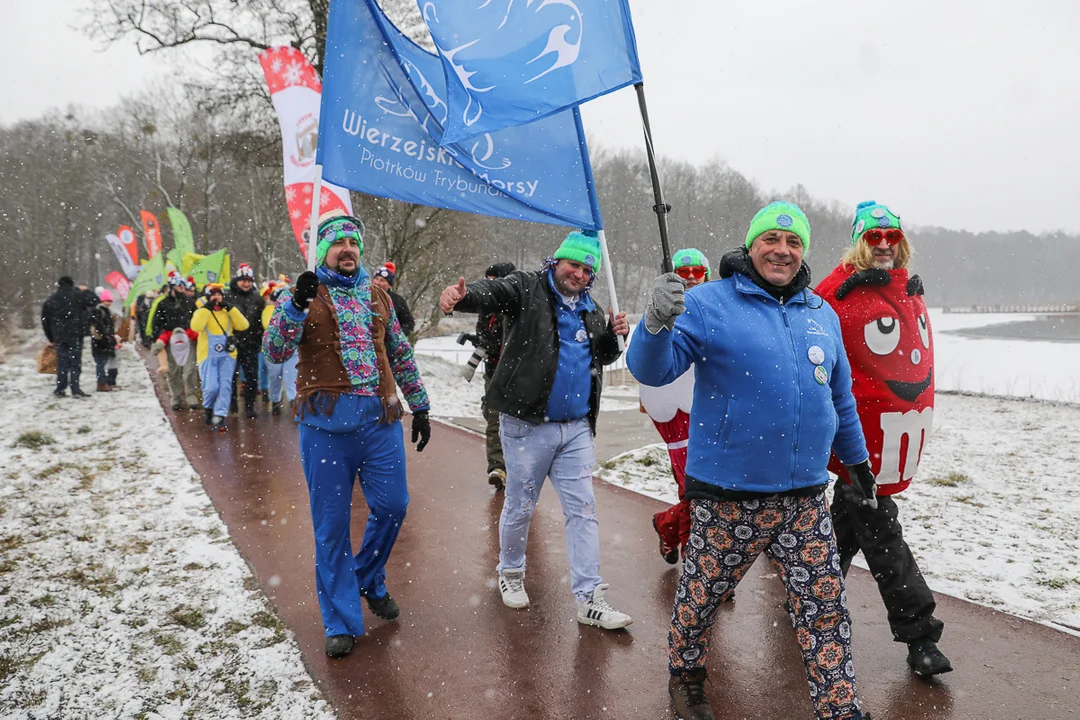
<box><xmin>420</xmin><ymin>0</ymin><xmax>642</xmax><ymax>143</ymax></box>
<box><xmin>318</xmin><ymin>0</ymin><xmax>603</xmax><ymax>231</ymax></box>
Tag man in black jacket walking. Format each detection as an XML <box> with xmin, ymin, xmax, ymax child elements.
<box><xmin>439</xmin><ymin>231</ymin><xmax>632</xmax><ymax>630</ymax></box>
<box><xmin>226</xmin><ymin>263</ymin><xmax>265</xmax><ymax>418</ymax></box>
<box><xmin>41</xmin><ymin>276</ymin><xmax>98</xmax><ymax>397</ymax></box>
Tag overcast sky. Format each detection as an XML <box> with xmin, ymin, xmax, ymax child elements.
<box><xmin>4</xmin><ymin>0</ymin><xmax>1078</xmax><ymax>234</ymax></box>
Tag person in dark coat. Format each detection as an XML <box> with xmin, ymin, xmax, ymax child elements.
<box><xmin>471</xmin><ymin>261</ymin><xmax>516</xmax><ymax>490</ymax></box>
<box><xmin>89</xmin><ymin>290</ymin><xmax>118</xmax><ymax>392</ymax></box>
<box><xmin>372</xmin><ymin>263</ymin><xmax>415</xmax><ymax>337</ymax></box>
<box><xmin>41</xmin><ymin>276</ymin><xmax>98</xmax><ymax>397</ymax></box>
<box><xmin>439</xmin><ymin>231</ymin><xmax>632</xmax><ymax>631</ymax></box>
<box><xmin>225</xmin><ymin>263</ymin><xmax>266</xmax><ymax>418</ymax></box>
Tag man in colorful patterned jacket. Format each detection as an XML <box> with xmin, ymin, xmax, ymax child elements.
<box><xmin>264</xmin><ymin>213</ymin><xmax>432</xmax><ymax>660</ymax></box>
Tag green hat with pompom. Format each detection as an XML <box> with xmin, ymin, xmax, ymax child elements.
<box><xmin>850</xmin><ymin>200</ymin><xmax>902</xmax><ymax>243</ymax></box>
<box><xmin>553</xmin><ymin>229</ymin><xmax>602</xmax><ymax>273</ymax></box>
<box><xmin>672</xmin><ymin>248</ymin><xmax>711</xmax><ymax>279</ymax></box>
<box><xmin>745</xmin><ymin>201</ymin><xmax>811</xmax><ymax>251</ymax></box>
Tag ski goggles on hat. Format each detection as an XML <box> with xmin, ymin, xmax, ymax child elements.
<box><xmin>862</xmin><ymin>228</ymin><xmax>904</xmax><ymax>246</ymax></box>
<box><xmin>675</xmin><ymin>265</ymin><xmax>707</xmax><ymax>280</ymax></box>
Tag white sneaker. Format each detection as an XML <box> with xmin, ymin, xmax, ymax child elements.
<box><xmin>577</xmin><ymin>584</ymin><xmax>633</xmax><ymax>630</ymax></box>
<box><xmin>498</xmin><ymin>569</ymin><xmax>530</xmax><ymax>609</ymax></box>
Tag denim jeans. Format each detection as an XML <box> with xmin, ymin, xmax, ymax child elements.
<box><xmin>266</xmin><ymin>353</ymin><xmax>299</xmax><ymax>402</ymax></box>
<box><xmin>497</xmin><ymin>414</ymin><xmax>601</xmax><ymax>603</ymax></box>
<box><xmin>55</xmin><ymin>341</ymin><xmax>82</xmax><ymax>392</ymax></box>
<box><xmin>94</xmin><ymin>355</ymin><xmax>109</xmax><ymax>385</ymax></box>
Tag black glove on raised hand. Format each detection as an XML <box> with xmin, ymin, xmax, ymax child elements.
<box><xmin>292</xmin><ymin>271</ymin><xmax>319</xmax><ymax>311</ymax></box>
<box><xmin>411</xmin><ymin>410</ymin><xmax>431</xmax><ymax>452</ymax></box>
<box><xmin>840</xmin><ymin>460</ymin><xmax>879</xmax><ymax>510</ymax></box>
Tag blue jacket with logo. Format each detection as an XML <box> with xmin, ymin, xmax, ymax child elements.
<box><xmin>627</xmin><ymin>270</ymin><xmax>868</xmax><ymax>494</ymax></box>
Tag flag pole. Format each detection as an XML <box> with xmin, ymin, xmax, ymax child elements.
<box><xmin>634</xmin><ymin>82</ymin><xmax>674</xmax><ymax>274</ymax></box>
<box><xmin>307</xmin><ymin>165</ymin><xmax>324</xmax><ymax>272</ymax></box>
<box><xmin>597</xmin><ymin>230</ymin><xmax>625</xmax><ymax>352</ymax></box>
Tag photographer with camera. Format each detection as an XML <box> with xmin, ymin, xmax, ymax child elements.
<box><xmin>458</xmin><ymin>262</ymin><xmax>516</xmax><ymax>490</ymax></box>
<box><xmin>190</xmin><ymin>282</ymin><xmax>250</xmax><ymax>429</ymax></box>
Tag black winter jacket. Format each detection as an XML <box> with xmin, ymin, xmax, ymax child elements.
<box><xmin>151</xmin><ymin>291</ymin><xmax>196</xmax><ymax>342</ymax></box>
<box><xmin>89</xmin><ymin>304</ymin><xmax>116</xmax><ymax>357</ymax></box>
<box><xmin>226</xmin><ymin>280</ymin><xmax>265</xmax><ymax>351</ymax></box>
<box><xmin>455</xmin><ymin>270</ymin><xmax>622</xmax><ymax>434</ymax></box>
<box><xmin>41</xmin><ymin>285</ymin><xmax>97</xmax><ymax>345</ymax></box>
<box><xmin>388</xmin><ymin>290</ymin><xmax>415</xmax><ymax>337</ymax></box>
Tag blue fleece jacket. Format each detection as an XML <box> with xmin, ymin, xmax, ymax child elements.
<box><xmin>545</xmin><ymin>270</ymin><xmax>594</xmax><ymax>422</ymax></box>
<box><xmin>626</xmin><ymin>272</ymin><xmax>868</xmax><ymax>494</ymax></box>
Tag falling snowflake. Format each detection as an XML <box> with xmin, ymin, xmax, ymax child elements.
<box><xmin>283</xmin><ymin>61</ymin><xmax>305</xmax><ymax>86</ymax></box>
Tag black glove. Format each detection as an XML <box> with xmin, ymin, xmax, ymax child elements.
<box><xmin>218</xmin><ymin>300</ymin><xmax>232</xmax><ymax>312</ymax></box>
<box><xmin>840</xmin><ymin>460</ymin><xmax>879</xmax><ymax>510</ymax></box>
<box><xmin>292</xmin><ymin>271</ymin><xmax>319</xmax><ymax>311</ymax></box>
<box><xmin>410</xmin><ymin>410</ymin><xmax>431</xmax><ymax>452</ymax></box>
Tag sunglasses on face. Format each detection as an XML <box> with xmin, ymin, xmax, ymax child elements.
<box><xmin>675</xmin><ymin>265</ymin><xmax>707</xmax><ymax>280</ymax></box>
<box><xmin>863</xmin><ymin>228</ymin><xmax>904</xmax><ymax>246</ymax></box>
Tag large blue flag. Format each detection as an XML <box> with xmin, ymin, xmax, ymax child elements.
<box><xmin>419</xmin><ymin>0</ymin><xmax>642</xmax><ymax>144</ymax></box>
<box><xmin>317</xmin><ymin>0</ymin><xmax>603</xmax><ymax>231</ymax></box>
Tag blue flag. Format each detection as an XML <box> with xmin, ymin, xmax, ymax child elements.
<box><xmin>317</xmin><ymin>0</ymin><xmax>603</xmax><ymax>231</ymax></box>
<box><xmin>420</xmin><ymin>0</ymin><xmax>642</xmax><ymax>144</ymax></box>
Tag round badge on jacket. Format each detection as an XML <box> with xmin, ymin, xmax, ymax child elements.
<box><xmin>814</xmin><ymin>365</ymin><xmax>828</xmax><ymax>385</ymax></box>
<box><xmin>575</xmin><ymin>328</ymin><xmax>588</xmax><ymax>343</ymax></box>
<box><xmin>808</xmin><ymin>345</ymin><xmax>825</xmax><ymax>365</ymax></box>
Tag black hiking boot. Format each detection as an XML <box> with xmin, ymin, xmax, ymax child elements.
<box><xmin>171</xmin><ymin>401</ymin><xmax>182</xmax><ymax>411</ymax></box>
<box><xmin>653</xmin><ymin>516</ymin><xmax>679</xmax><ymax>565</ymax></box>
<box><xmin>204</xmin><ymin>408</ymin><xmax>213</xmax><ymax>425</ymax></box>
<box><xmin>487</xmin><ymin>468</ymin><xmax>506</xmax><ymax>491</ymax></box>
<box><xmin>668</xmin><ymin>668</ymin><xmax>714</xmax><ymax>720</ymax></box>
<box><xmin>261</xmin><ymin>389</ymin><xmax>270</xmax><ymax>403</ymax></box>
<box><xmin>907</xmin><ymin>639</ymin><xmax>953</xmax><ymax>676</ymax></box>
<box><xmin>244</xmin><ymin>400</ymin><xmax>257</xmax><ymax>419</ymax></box>
<box><xmin>366</xmin><ymin>593</ymin><xmax>400</xmax><ymax>621</ymax></box>
<box><xmin>54</xmin><ymin>388</ymin><xmax>66</xmax><ymax>397</ymax></box>
<box><xmin>71</xmin><ymin>388</ymin><xmax>90</xmax><ymax>398</ymax></box>
<box><xmin>325</xmin><ymin>634</ymin><xmax>354</xmax><ymax>658</ymax></box>
<box><xmin>271</xmin><ymin>402</ymin><xmax>282</xmax><ymax>416</ymax></box>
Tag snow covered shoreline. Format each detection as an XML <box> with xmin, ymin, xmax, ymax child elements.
<box><xmin>597</xmin><ymin>391</ymin><xmax>1080</xmax><ymax>635</ymax></box>
<box><xmin>0</xmin><ymin>341</ymin><xmax>334</xmax><ymax>719</ymax></box>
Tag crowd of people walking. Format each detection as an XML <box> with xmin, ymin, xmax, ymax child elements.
<box><xmin>40</xmin><ymin>199</ymin><xmax>948</xmax><ymax>720</ymax></box>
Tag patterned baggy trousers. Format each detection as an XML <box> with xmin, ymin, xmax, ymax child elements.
<box><xmin>669</xmin><ymin>492</ymin><xmax>864</xmax><ymax>720</ymax></box>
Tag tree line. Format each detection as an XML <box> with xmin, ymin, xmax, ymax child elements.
<box><xmin>1</xmin><ymin>0</ymin><xmax>1075</xmax><ymax>331</ymax></box>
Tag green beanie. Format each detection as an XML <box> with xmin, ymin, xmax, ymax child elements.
<box><xmin>553</xmin><ymin>230</ymin><xmax>602</xmax><ymax>273</ymax></box>
<box><xmin>850</xmin><ymin>200</ymin><xmax>902</xmax><ymax>243</ymax></box>
<box><xmin>745</xmin><ymin>201</ymin><xmax>811</xmax><ymax>251</ymax></box>
<box><xmin>316</xmin><ymin>214</ymin><xmax>365</xmax><ymax>266</ymax></box>
<box><xmin>672</xmin><ymin>248</ymin><xmax>711</xmax><ymax>279</ymax></box>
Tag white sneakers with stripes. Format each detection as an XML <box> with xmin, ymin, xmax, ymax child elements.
<box><xmin>576</xmin><ymin>584</ymin><xmax>633</xmax><ymax>630</ymax></box>
<box><xmin>498</xmin><ymin>568</ymin><xmax>530</xmax><ymax>609</ymax></box>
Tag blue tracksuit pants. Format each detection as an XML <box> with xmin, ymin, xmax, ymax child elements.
<box><xmin>299</xmin><ymin>395</ymin><xmax>409</xmax><ymax>637</ymax></box>
<box><xmin>199</xmin><ymin>354</ymin><xmax>236</xmax><ymax>418</ymax></box>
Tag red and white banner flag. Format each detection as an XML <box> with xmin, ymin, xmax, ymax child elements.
<box><xmin>258</xmin><ymin>46</ymin><xmax>352</xmax><ymax>262</ymax></box>
<box><xmin>107</xmin><ymin>228</ymin><xmax>140</xmax><ymax>280</ymax></box>
<box><xmin>105</xmin><ymin>271</ymin><xmax>132</xmax><ymax>302</ymax></box>
<box><xmin>140</xmin><ymin>210</ymin><xmax>162</xmax><ymax>259</ymax></box>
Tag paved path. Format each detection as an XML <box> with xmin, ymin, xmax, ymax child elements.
<box><xmin>150</xmin><ymin>369</ymin><xmax>1080</xmax><ymax>720</ymax></box>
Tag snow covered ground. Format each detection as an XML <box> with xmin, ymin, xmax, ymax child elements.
<box><xmin>0</xmin><ymin>340</ymin><xmax>334</xmax><ymax>720</ymax></box>
<box><xmin>596</xmin><ymin>395</ymin><xmax>1080</xmax><ymax>634</ymax></box>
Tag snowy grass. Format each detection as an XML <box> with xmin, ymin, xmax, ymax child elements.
<box><xmin>596</xmin><ymin>393</ymin><xmax>1080</xmax><ymax>633</ymax></box>
<box><xmin>0</xmin><ymin>342</ymin><xmax>335</xmax><ymax>720</ymax></box>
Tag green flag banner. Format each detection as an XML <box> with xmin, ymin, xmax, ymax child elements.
<box><xmin>188</xmin><ymin>249</ymin><xmax>230</xmax><ymax>289</ymax></box>
<box><xmin>124</xmin><ymin>254</ymin><xmax>167</xmax><ymax>309</ymax></box>
<box><xmin>165</xmin><ymin>248</ymin><xmax>185</xmax><ymax>272</ymax></box>
<box><xmin>166</xmin><ymin>207</ymin><xmax>195</xmax><ymax>259</ymax></box>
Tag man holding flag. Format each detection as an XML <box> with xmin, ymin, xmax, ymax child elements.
<box><xmin>439</xmin><ymin>231</ymin><xmax>632</xmax><ymax>630</ymax></box>
<box><xmin>264</xmin><ymin>213</ymin><xmax>432</xmax><ymax>659</ymax></box>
